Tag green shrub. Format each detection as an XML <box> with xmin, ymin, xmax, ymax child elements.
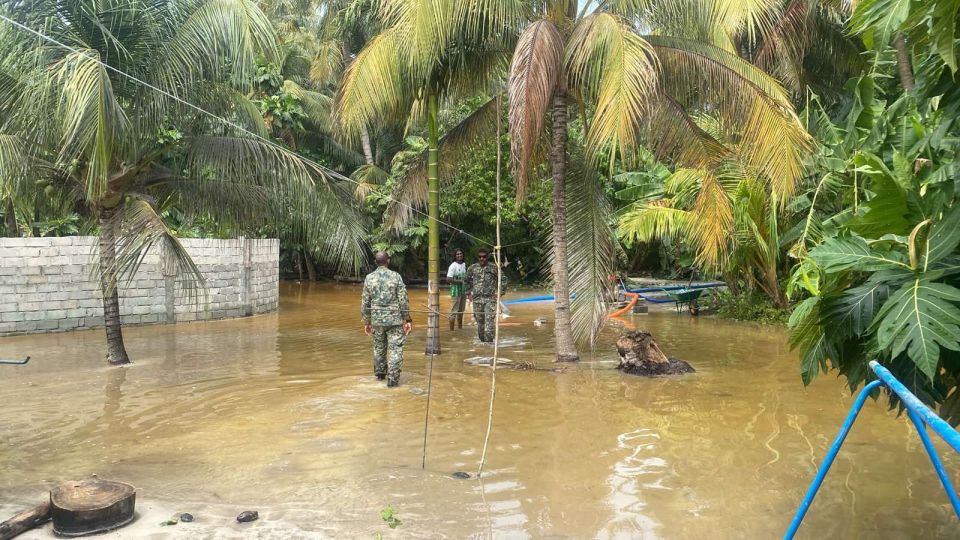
<box><xmin>709</xmin><ymin>290</ymin><xmax>789</xmax><ymax>325</ymax></box>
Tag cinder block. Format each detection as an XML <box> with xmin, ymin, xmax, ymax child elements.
<box><xmin>1</xmin><ymin>311</ymin><xmax>25</xmax><ymax>322</ymax></box>
<box><xmin>58</xmin><ymin>318</ymin><xmax>81</xmax><ymax>330</ymax></box>
<box><xmin>35</xmin><ymin>320</ymin><xmax>58</xmax><ymax>331</ymax></box>
<box><xmin>14</xmin><ymin>321</ymin><xmax>38</xmax><ymax>332</ymax></box>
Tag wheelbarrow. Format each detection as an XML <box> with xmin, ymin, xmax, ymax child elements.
<box><xmin>666</xmin><ymin>289</ymin><xmax>705</xmax><ymax>314</ymax></box>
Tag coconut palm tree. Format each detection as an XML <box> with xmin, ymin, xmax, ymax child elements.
<box><xmin>0</xmin><ymin>0</ymin><xmax>364</xmax><ymax>364</ymax></box>
<box><xmin>503</xmin><ymin>0</ymin><xmax>813</xmax><ymax>359</ymax></box>
<box><xmin>336</xmin><ymin>0</ymin><xmax>526</xmax><ymax>355</ymax></box>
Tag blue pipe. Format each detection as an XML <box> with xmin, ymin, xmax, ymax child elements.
<box><xmin>906</xmin><ymin>408</ymin><xmax>960</xmax><ymax>519</ymax></box>
<box><xmin>870</xmin><ymin>361</ymin><xmax>960</xmax><ymax>454</ymax></box>
<box><xmin>784</xmin><ymin>379</ymin><xmax>883</xmax><ymax>540</ymax></box>
<box><xmin>502</xmin><ymin>293</ymin><xmax>577</xmax><ymax>305</ymax></box>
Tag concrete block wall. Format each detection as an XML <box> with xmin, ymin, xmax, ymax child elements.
<box><xmin>0</xmin><ymin>237</ymin><xmax>279</xmax><ymax>336</ymax></box>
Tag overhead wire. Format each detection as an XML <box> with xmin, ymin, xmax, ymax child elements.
<box><xmin>0</xmin><ymin>13</ymin><xmax>494</xmax><ymax>248</ymax></box>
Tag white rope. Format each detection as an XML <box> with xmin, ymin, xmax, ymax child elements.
<box><xmin>477</xmin><ymin>94</ymin><xmax>503</xmax><ymax>477</ymax></box>
<box><xmin>0</xmin><ymin>14</ymin><xmax>494</xmax><ymax>248</ymax></box>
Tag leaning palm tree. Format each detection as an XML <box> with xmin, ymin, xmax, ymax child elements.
<box><xmin>336</xmin><ymin>0</ymin><xmax>526</xmax><ymax>355</ymax></box>
<box><xmin>0</xmin><ymin>0</ymin><xmax>364</xmax><ymax>365</ymax></box>
<box><xmin>504</xmin><ymin>0</ymin><xmax>813</xmax><ymax>357</ymax></box>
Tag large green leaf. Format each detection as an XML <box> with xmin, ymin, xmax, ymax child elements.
<box><xmin>850</xmin><ymin>0</ymin><xmax>911</xmax><ymax>45</ymax></box>
<box><xmin>821</xmin><ymin>274</ymin><xmax>894</xmax><ymax>338</ymax></box>
<box><xmin>848</xmin><ymin>174</ymin><xmax>911</xmax><ymax>237</ymax></box>
<box><xmin>932</xmin><ymin>0</ymin><xmax>960</xmax><ymax>73</ymax></box>
<box><xmin>875</xmin><ymin>279</ymin><xmax>960</xmax><ymax>379</ymax></box>
<box><xmin>925</xmin><ymin>204</ymin><xmax>960</xmax><ymax>265</ymax></box>
<box><xmin>809</xmin><ymin>236</ymin><xmax>910</xmax><ymax>272</ymax></box>
<box><xmin>789</xmin><ymin>296</ymin><xmax>829</xmax><ymax>385</ymax></box>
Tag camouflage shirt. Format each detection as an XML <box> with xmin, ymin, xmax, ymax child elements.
<box><xmin>463</xmin><ymin>262</ymin><xmax>505</xmax><ymax>302</ymax></box>
<box><xmin>361</xmin><ymin>266</ymin><xmax>412</xmax><ymax>327</ymax></box>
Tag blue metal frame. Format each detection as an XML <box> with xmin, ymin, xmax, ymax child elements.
<box><xmin>785</xmin><ymin>360</ymin><xmax>960</xmax><ymax>539</ymax></box>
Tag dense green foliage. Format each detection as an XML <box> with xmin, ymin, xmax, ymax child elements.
<box><xmin>786</xmin><ymin>1</ymin><xmax>960</xmax><ymax>420</ymax></box>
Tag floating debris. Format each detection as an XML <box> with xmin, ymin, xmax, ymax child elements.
<box><xmin>236</xmin><ymin>511</ymin><xmax>259</xmax><ymax>523</ymax></box>
<box><xmin>463</xmin><ymin>357</ymin><xmax>513</xmax><ymax>366</ymax></box>
<box><xmin>451</xmin><ymin>472</ymin><xmax>471</xmax><ymax>479</ymax></box>
<box><xmin>179</xmin><ymin>513</ymin><xmax>194</xmax><ymax>523</ymax></box>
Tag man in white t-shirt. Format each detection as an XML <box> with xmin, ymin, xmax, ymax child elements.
<box><xmin>446</xmin><ymin>249</ymin><xmax>467</xmax><ymax>330</ymax></box>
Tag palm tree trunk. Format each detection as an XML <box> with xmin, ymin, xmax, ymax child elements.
<box><xmin>425</xmin><ymin>92</ymin><xmax>441</xmax><ymax>355</ymax></box>
<box><xmin>4</xmin><ymin>197</ymin><xmax>18</xmax><ymax>237</ymax></box>
<box><xmin>550</xmin><ymin>93</ymin><xmax>578</xmax><ymax>362</ymax></box>
<box><xmin>98</xmin><ymin>207</ymin><xmax>130</xmax><ymax>365</ymax></box>
<box><xmin>893</xmin><ymin>34</ymin><xmax>915</xmax><ymax>92</ymax></box>
<box><xmin>304</xmin><ymin>249</ymin><xmax>317</xmax><ymax>281</ymax></box>
<box><xmin>360</xmin><ymin>128</ymin><xmax>375</xmax><ymax>166</ymax></box>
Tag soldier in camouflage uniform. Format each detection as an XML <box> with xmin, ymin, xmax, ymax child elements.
<box><xmin>463</xmin><ymin>248</ymin><xmax>506</xmax><ymax>342</ymax></box>
<box><xmin>361</xmin><ymin>252</ymin><xmax>413</xmax><ymax>387</ymax></box>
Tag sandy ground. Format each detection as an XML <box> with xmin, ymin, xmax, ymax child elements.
<box><xmin>1</xmin><ymin>497</ymin><xmax>409</xmax><ymax>539</ymax></box>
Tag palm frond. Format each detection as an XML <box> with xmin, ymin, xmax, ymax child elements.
<box><xmin>753</xmin><ymin>0</ymin><xmax>811</xmax><ymax>93</ymax></box>
<box><xmin>688</xmin><ymin>168</ymin><xmax>734</xmax><ymax>269</ymax></box>
<box><xmin>350</xmin><ymin>162</ymin><xmax>389</xmax><ymax>201</ymax></box>
<box><xmin>183</xmin><ymin>135</ymin><xmax>366</xmax><ymax>271</ymax></box>
<box><xmin>336</xmin><ymin>27</ymin><xmax>410</xmax><ymax>140</ymax></box>
<box><xmin>283</xmin><ymin>79</ymin><xmax>334</xmax><ymax>130</ymax></box>
<box><xmin>385</xmin><ymin>94</ymin><xmax>501</xmax><ymax>229</ymax></box>
<box><xmin>379</xmin><ymin>0</ymin><xmax>450</xmax><ymax>78</ymax></box>
<box><xmin>508</xmin><ymin>19</ymin><xmax>562</xmax><ymax>201</ymax></box>
<box><xmin>647</xmin><ymin>35</ymin><xmax>813</xmax><ymax>199</ymax></box>
<box><xmin>45</xmin><ymin>50</ymin><xmax>130</xmax><ymax>203</ymax></box>
<box><xmin>644</xmin><ymin>95</ymin><xmax>729</xmax><ymax>168</ymax></box>
<box><xmin>109</xmin><ymin>198</ymin><xmax>207</xmax><ymax>305</ymax></box>
<box><xmin>618</xmin><ymin>201</ymin><xmax>692</xmax><ymax>244</ymax></box>
<box><xmin>309</xmin><ymin>37</ymin><xmax>344</xmax><ymax>85</ymax></box>
<box><xmin>155</xmin><ymin>0</ymin><xmax>279</xmax><ymax>93</ymax></box>
<box><xmin>452</xmin><ymin>0</ymin><xmax>529</xmax><ymax>46</ymax></box>
<box><xmin>566</xmin><ymin>13</ymin><xmax>658</xmax><ymax>167</ymax></box>
<box><xmin>0</xmin><ymin>134</ymin><xmax>32</xmax><ymax>199</ymax></box>
<box><xmin>565</xmin><ymin>158</ymin><xmax>620</xmax><ymax>344</ymax></box>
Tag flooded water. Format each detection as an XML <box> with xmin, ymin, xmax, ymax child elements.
<box><xmin>1</xmin><ymin>282</ymin><xmax>958</xmax><ymax>539</ymax></box>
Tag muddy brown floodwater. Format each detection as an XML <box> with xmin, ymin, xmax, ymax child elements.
<box><xmin>1</xmin><ymin>282</ymin><xmax>959</xmax><ymax>539</ymax></box>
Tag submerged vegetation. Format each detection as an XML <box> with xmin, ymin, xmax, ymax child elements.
<box><xmin>1</xmin><ymin>0</ymin><xmax>960</xmax><ymax>421</ymax></box>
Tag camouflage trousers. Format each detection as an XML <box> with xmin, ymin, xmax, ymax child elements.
<box><xmin>474</xmin><ymin>301</ymin><xmax>496</xmax><ymax>342</ymax></box>
<box><xmin>372</xmin><ymin>325</ymin><xmax>406</xmax><ymax>385</ymax></box>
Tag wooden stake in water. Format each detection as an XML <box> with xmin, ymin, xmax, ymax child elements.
<box><xmin>478</xmin><ymin>95</ymin><xmax>503</xmax><ymax>477</ymax></box>
<box><xmin>421</xmin><ymin>351</ymin><xmax>434</xmax><ymax>469</ymax></box>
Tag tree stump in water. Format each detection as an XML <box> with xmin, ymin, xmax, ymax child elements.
<box><xmin>616</xmin><ymin>330</ymin><xmax>694</xmax><ymax>376</ymax></box>
<box><xmin>50</xmin><ymin>480</ymin><xmax>136</xmax><ymax>537</ymax></box>
<box><xmin>0</xmin><ymin>502</ymin><xmax>50</xmax><ymax>540</ymax></box>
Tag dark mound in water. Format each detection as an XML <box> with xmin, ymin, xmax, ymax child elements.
<box><xmin>619</xmin><ymin>357</ymin><xmax>694</xmax><ymax>376</ymax></box>
<box><xmin>616</xmin><ymin>329</ymin><xmax>695</xmax><ymax>377</ymax></box>
<box><xmin>452</xmin><ymin>471</ymin><xmax>471</xmax><ymax>479</ymax></box>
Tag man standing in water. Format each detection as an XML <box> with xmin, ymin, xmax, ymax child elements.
<box><xmin>464</xmin><ymin>248</ymin><xmax>505</xmax><ymax>343</ymax></box>
<box><xmin>361</xmin><ymin>252</ymin><xmax>413</xmax><ymax>387</ymax></box>
<box><xmin>446</xmin><ymin>249</ymin><xmax>467</xmax><ymax>330</ymax></box>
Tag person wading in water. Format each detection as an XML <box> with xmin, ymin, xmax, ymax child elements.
<box><xmin>463</xmin><ymin>248</ymin><xmax>505</xmax><ymax>343</ymax></box>
<box><xmin>446</xmin><ymin>249</ymin><xmax>467</xmax><ymax>330</ymax></box>
<box><xmin>361</xmin><ymin>251</ymin><xmax>413</xmax><ymax>387</ymax></box>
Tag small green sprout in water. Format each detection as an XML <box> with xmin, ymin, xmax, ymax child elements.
<box><xmin>380</xmin><ymin>505</ymin><xmax>401</xmax><ymax>529</ymax></box>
